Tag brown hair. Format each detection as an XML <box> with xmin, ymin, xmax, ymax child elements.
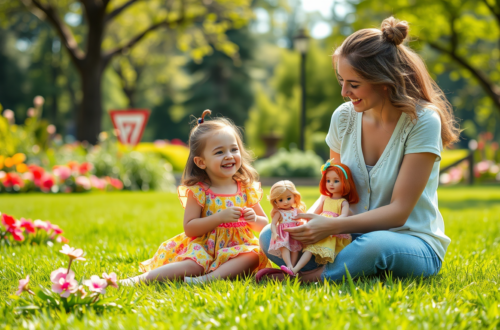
<box><xmin>181</xmin><ymin>110</ymin><xmax>258</xmax><ymax>187</ymax></box>
<box><xmin>319</xmin><ymin>161</ymin><xmax>359</xmax><ymax>204</ymax></box>
<box><xmin>268</xmin><ymin>180</ymin><xmax>307</xmax><ymax>219</ymax></box>
<box><xmin>333</xmin><ymin>16</ymin><xmax>460</xmax><ymax>147</ymax></box>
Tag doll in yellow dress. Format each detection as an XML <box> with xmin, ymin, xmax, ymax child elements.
<box><xmin>281</xmin><ymin>159</ymin><xmax>359</xmax><ymax>276</ymax></box>
<box><xmin>121</xmin><ymin>110</ymin><xmax>271</xmax><ymax>285</ymax></box>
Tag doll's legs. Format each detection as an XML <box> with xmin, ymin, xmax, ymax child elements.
<box><xmin>291</xmin><ymin>251</ymin><xmax>313</xmax><ymax>274</ymax></box>
<box><xmin>121</xmin><ymin>259</ymin><xmax>204</xmax><ymax>285</ymax></box>
<box><xmin>280</xmin><ymin>247</ymin><xmax>294</xmax><ymax>269</ymax></box>
<box><xmin>186</xmin><ymin>252</ymin><xmax>260</xmax><ymax>283</ymax></box>
<box><xmin>291</xmin><ymin>251</ymin><xmax>299</xmax><ymax>266</ymax></box>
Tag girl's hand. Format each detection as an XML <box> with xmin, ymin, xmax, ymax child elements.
<box><xmin>218</xmin><ymin>207</ymin><xmax>243</xmax><ymax>223</ymax></box>
<box><xmin>242</xmin><ymin>207</ymin><xmax>257</xmax><ymax>222</ymax></box>
<box><xmin>285</xmin><ymin>213</ymin><xmax>338</xmax><ymax>245</ymax></box>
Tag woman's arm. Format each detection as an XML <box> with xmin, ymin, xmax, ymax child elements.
<box><xmin>242</xmin><ymin>203</ymin><xmax>269</xmax><ymax>232</ymax></box>
<box><xmin>183</xmin><ymin>194</ymin><xmax>241</xmax><ymax>237</ymax></box>
<box><xmin>285</xmin><ymin>152</ymin><xmax>436</xmax><ymax>245</ymax></box>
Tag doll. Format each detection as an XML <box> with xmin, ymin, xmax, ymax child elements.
<box><xmin>281</xmin><ymin>159</ymin><xmax>359</xmax><ymax>276</ymax></box>
<box><xmin>267</xmin><ymin>180</ymin><xmax>307</xmax><ymax>274</ymax></box>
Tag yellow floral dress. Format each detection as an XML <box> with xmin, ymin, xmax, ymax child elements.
<box><xmin>139</xmin><ymin>181</ymin><xmax>271</xmax><ymax>274</ymax></box>
<box><xmin>303</xmin><ymin>198</ymin><xmax>352</xmax><ymax>264</ymax></box>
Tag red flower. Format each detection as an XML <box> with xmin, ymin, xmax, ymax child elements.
<box><xmin>105</xmin><ymin>176</ymin><xmax>123</xmax><ymax>190</ymax></box>
<box><xmin>28</xmin><ymin>165</ymin><xmax>44</xmax><ymax>180</ymax></box>
<box><xmin>3</xmin><ymin>172</ymin><xmax>24</xmax><ymax>188</ymax></box>
<box><xmin>8</xmin><ymin>227</ymin><xmax>24</xmax><ymax>241</ymax></box>
<box><xmin>20</xmin><ymin>218</ymin><xmax>36</xmax><ymax>233</ymax></box>
<box><xmin>79</xmin><ymin>162</ymin><xmax>93</xmax><ymax>175</ymax></box>
<box><xmin>51</xmin><ymin>224</ymin><xmax>63</xmax><ymax>235</ymax></box>
<box><xmin>40</xmin><ymin>173</ymin><xmax>55</xmax><ymax>192</ymax></box>
<box><xmin>2</xmin><ymin>214</ymin><xmax>16</xmax><ymax>228</ymax></box>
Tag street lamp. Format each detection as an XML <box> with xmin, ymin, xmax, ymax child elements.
<box><xmin>293</xmin><ymin>29</ymin><xmax>310</xmax><ymax>151</ymax></box>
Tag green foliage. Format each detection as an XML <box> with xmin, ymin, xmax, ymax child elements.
<box><xmin>0</xmin><ymin>186</ymin><xmax>499</xmax><ymax>328</ymax></box>
<box><xmin>440</xmin><ymin>149</ymin><xmax>469</xmax><ymax>169</ymax></box>
<box><xmin>254</xmin><ymin>148</ymin><xmax>323</xmax><ymax>177</ymax></box>
<box><xmin>245</xmin><ymin>40</ymin><xmax>344</xmax><ymax>157</ymax></box>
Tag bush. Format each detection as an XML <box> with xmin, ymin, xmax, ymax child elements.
<box><xmin>133</xmin><ymin>143</ymin><xmax>189</xmax><ymax>173</ymax></box>
<box><xmin>254</xmin><ymin>148</ymin><xmax>323</xmax><ymax>178</ymax></box>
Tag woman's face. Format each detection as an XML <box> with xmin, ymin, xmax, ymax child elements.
<box><xmin>337</xmin><ymin>56</ymin><xmax>387</xmax><ymax>113</ymax></box>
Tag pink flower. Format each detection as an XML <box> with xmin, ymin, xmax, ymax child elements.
<box><xmin>90</xmin><ymin>175</ymin><xmax>106</xmax><ymax>190</ymax></box>
<box><xmin>33</xmin><ymin>95</ymin><xmax>45</xmax><ymax>108</ymax></box>
<box><xmin>16</xmin><ymin>275</ymin><xmax>30</xmax><ymax>295</ymax></box>
<box><xmin>34</xmin><ymin>219</ymin><xmax>50</xmax><ymax>231</ymax></box>
<box><xmin>59</xmin><ymin>244</ymin><xmax>86</xmax><ymax>261</ymax></box>
<box><xmin>8</xmin><ymin>227</ymin><xmax>24</xmax><ymax>241</ymax></box>
<box><xmin>56</xmin><ymin>236</ymin><xmax>69</xmax><ymax>243</ymax></box>
<box><xmin>20</xmin><ymin>218</ymin><xmax>36</xmax><ymax>233</ymax></box>
<box><xmin>53</xmin><ymin>166</ymin><xmax>72</xmax><ymax>181</ymax></box>
<box><xmin>105</xmin><ymin>176</ymin><xmax>123</xmax><ymax>190</ymax></box>
<box><xmin>50</xmin><ymin>268</ymin><xmax>74</xmax><ymax>284</ymax></box>
<box><xmin>85</xmin><ymin>275</ymin><xmax>107</xmax><ymax>294</ymax></box>
<box><xmin>22</xmin><ymin>171</ymin><xmax>34</xmax><ymax>181</ymax></box>
<box><xmin>51</xmin><ymin>271</ymin><xmax>78</xmax><ymax>298</ymax></box>
<box><xmin>167</xmin><ymin>241</ymin><xmax>176</xmax><ymax>249</ymax></box>
<box><xmin>40</xmin><ymin>173</ymin><xmax>55</xmax><ymax>192</ymax></box>
<box><xmin>193</xmin><ymin>245</ymin><xmax>201</xmax><ymax>251</ymax></box>
<box><xmin>75</xmin><ymin>176</ymin><xmax>91</xmax><ymax>190</ymax></box>
<box><xmin>102</xmin><ymin>272</ymin><xmax>118</xmax><ymax>288</ymax></box>
<box><xmin>3</xmin><ymin>172</ymin><xmax>24</xmax><ymax>188</ymax></box>
<box><xmin>51</xmin><ymin>224</ymin><xmax>63</xmax><ymax>235</ymax></box>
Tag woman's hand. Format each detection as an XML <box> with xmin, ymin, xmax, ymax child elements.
<box><xmin>242</xmin><ymin>207</ymin><xmax>257</xmax><ymax>222</ymax></box>
<box><xmin>217</xmin><ymin>207</ymin><xmax>243</xmax><ymax>223</ymax></box>
<box><xmin>284</xmin><ymin>213</ymin><xmax>338</xmax><ymax>245</ymax></box>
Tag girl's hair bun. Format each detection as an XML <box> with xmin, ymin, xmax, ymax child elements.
<box><xmin>381</xmin><ymin>16</ymin><xmax>409</xmax><ymax>46</ymax></box>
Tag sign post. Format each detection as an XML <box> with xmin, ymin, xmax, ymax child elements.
<box><xmin>109</xmin><ymin>109</ymin><xmax>150</xmax><ymax>146</ymax></box>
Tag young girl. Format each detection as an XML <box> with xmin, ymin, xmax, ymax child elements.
<box><xmin>281</xmin><ymin>159</ymin><xmax>359</xmax><ymax>276</ymax></box>
<box><xmin>267</xmin><ymin>181</ymin><xmax>306</xmax><ymax>274</ymax></box>
<box><xmin>123</xmin><ymin>110</ymin><xmax>270</xmax><ymax>285</ymax></box>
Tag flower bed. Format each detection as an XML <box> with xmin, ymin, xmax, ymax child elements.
<box><xmin>1</xmin><ymin>212</ymin><xmax>67</xmax><ymax>245</ymax></box>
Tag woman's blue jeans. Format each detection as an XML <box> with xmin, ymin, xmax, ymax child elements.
<box><xmin>259</xmin><ymin>224</ymin><xmax>442</xmax><ymax>281</ymax></box>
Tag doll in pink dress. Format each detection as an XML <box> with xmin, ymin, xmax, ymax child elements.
<box><xmin>267</xmin><ymin>180</ymin><xmax>306</xmax><ymax>274</ymax></box>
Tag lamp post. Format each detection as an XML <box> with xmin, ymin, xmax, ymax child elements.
<box><xmin>293</xmin><ymin>29</ymin><xmax>310</xmax><ymax>151</ymax></box>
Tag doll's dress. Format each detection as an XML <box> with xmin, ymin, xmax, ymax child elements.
<box><xmin>139</xmin><ymin>181</ymin><xmax>271</xmax><ymax>274</ymax></box>
<box><xmin>267</xmin><ymin>208</ymin><xmax>303</xmax><ymax>258</ymax></box>
<box><xmin>302</xmin><ymin>198</ymin><xmax>352</xmax><ymax>264</ymax></box>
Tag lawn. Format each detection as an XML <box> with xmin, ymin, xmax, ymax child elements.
<box><xmin>1</xmin><ymin>185</ymin><xmax>499</xmax><ymax>329</ymax></box>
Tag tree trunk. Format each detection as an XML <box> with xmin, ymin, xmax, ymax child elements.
<box><xmin>76</xmin><ymin>64</ymin><xmax>104</xmax><ymax>144</ymax></box>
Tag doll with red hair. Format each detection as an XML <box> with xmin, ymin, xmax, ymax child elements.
<box><xmin>281</xmin><ymin>159</ymin><xmax>359</xmax><ymax>276</ymax></box>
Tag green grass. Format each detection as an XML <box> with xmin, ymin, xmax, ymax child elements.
<box><xmin>1</xmin><ymin>186</ymin><xmax>499</xmax><ymax>329</ymax></box>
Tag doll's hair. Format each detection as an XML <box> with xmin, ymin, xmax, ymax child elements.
<box><xmin>319</xmin><ymin>161</ymin><xmax>359</xmax><ymax>204</ymax></box>
<box><xmin>268</xmin><ymin>180</ymin><xmax>307</xmax><ymax>219</ymax></box>
<box><xmin>181</xmin><ymin>109</ymin><xmax>258</xmax><ymax>187</ymax></box>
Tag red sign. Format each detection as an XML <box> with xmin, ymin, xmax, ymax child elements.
<box><xmin>109</xmin><ymin>109</ymin><xmax>150</xmax><ymax>146</ymax></box>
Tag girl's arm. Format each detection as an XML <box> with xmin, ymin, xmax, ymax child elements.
<box><xmin>286</xmin><ymin>152</ymin><xmax>436</xmax><ymax>245</ymax></box>
<box><xmin>242</xmin><ymin>202</ymin><xmax>269</xmax><ymax>232</ymax></box>
<box><xmin>183</xmin><ymin>193</ymin><xmax>241</xmax><ymax>237</ymax></box>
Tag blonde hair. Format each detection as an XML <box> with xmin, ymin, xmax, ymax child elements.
<box><xmin>332</xmin><ymin>16</ymin><xmax>460</xmax><ymax>147</ymax></box>
<box><xmin>268</xmin><ymin>180</ymin><xmax>306</xmax><ymax>220</ymax></box>
<box><xmin>182</xmin><ymin>110</ymin><xmax>258</xmax><ymax>187</ymax></box>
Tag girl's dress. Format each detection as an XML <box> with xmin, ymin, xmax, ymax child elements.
<box><xmin>303</xmin><ymin>198</ymin><xmax>352</xmax><ymax>264</ymax></box>
<box><xmin>139</xmin><ymin>181</ymin><xmax>271</xmax><ymax>274</ymax></box>
<box><xmin>268</xmin><ymin>208</ymin><xmax>303</xmax><ymax>258</ymax></box>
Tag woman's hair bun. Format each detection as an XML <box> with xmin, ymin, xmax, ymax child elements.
<box><xmin>381</xmin><ymin>16</ymin><xmax>409</xmax><ymax>46</ymax></box>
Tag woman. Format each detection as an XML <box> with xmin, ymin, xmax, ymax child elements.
<box><xmin>258</xmin><ymin>16</ymin><xmax>460</xmax><ymax>282</ymax></box>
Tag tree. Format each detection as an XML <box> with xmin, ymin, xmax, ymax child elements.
<box><xmin>1</xmin><ymin>0</ymin><xmax>252</xmax><ymax>144</ymax></box>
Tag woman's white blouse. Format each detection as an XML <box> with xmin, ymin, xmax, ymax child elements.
<box><xmin>325</xmin><ymin>102</ymin><xmax>450</xmax><ymax>261</ymax></box>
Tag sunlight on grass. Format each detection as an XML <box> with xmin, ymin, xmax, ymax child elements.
<box><xmin>1</xmin><ymin>186</ymin><xmax>499</xmax><ymax>329</ymax></box>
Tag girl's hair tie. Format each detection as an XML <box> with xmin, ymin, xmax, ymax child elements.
<box><xmin>321</xmin><ymin>159</ymin><xmax>348</xmax><ymax>180</ymax></box>
<box><xmin>197</xmin><ymin>109</ymin><xmax>212</xmax><ymax>125</ymax></box>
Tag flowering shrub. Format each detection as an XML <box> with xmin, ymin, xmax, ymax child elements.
<box><xmin>0</xmin><ymin>212</ymin><xmax>67</xmax><ymax>245</ymax></box>
<box><xmin>13</xmin><ymin>245</ymin><xmax>140</xmax><ymax>314</ymax></box>
<box><xmin>0</xmin><ymin>156</ymin><xmax>123</xmax><ymax>193</ymax></box>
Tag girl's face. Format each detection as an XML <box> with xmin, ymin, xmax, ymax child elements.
<box><xmin>274</xmin><ymin>190</ymin><xmax>294</xmax><ymax>210</ymax></box>
<box><xmin>195</xmin><ymin>128</ymin><xmax>242</xmax><ymax>181</ymax></box>
<box><xmin>337</xmin><ymin>56</ymin><xmax>387</xmax><ymax>113</ymax></box>
<box><xmin>325</xmin><ymin>170</ymin><xmax>343</xmax><ymax>196</ymax></box>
